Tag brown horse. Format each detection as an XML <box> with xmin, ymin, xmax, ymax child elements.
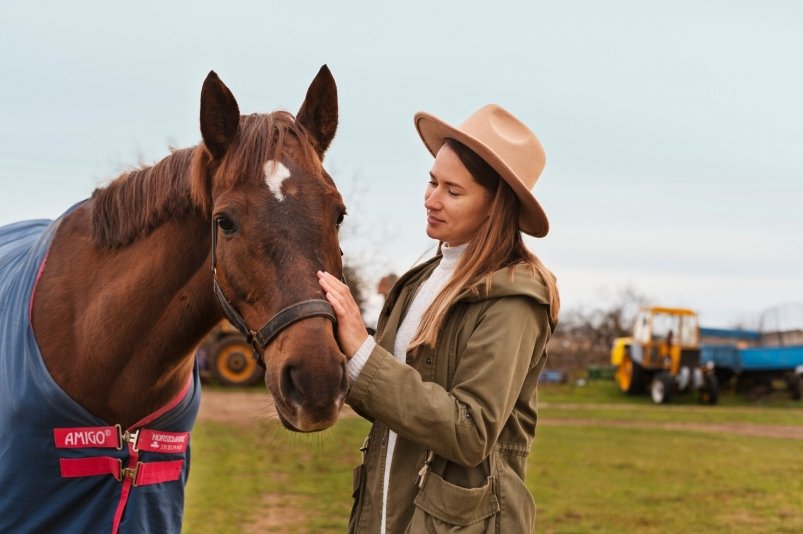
<box><xmin>31</xmin><ymin>66</ymin><xmax>348</xmax><ymax>433</ymax></box>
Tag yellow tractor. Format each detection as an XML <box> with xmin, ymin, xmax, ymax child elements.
<box><xmin>611</xmin><ymin>307</ymin><xmax>718</xmax><ymax>404</ymax></box>
<box><xmin>198</xmin><ymin>320</ymin><xmax>264</xmax><ymax>387</ymax></box>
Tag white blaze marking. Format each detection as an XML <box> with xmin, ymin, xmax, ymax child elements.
<box><xmin>264</xmin><ymin>160</ymin><xmax>292</xmax><ymax>201</ymax></box>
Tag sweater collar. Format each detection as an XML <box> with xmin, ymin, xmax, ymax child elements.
<box><xmin>439</xmin><ymin>243</ymin><xmax>467</xmax><ymax>271</ymax></box>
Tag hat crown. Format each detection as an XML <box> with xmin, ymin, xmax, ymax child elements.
<box><xmin>458</xmin><ymin>105</ymin><xmax>545</xmax><ymax>190</ymax></box>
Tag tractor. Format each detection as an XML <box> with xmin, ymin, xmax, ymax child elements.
<box><xmin>197</xmin><ymin>320</ymin><xmax>263</xmax><ymax>387</ymax></box>
<box><xmin>611</xmin><ymin>307</ymin><xmax>718</xmax><ymax>404</ymax></box>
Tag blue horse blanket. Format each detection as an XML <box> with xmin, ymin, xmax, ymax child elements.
<box><xmin>0</xmin><ymin>214</ymin><xmax>201</xmax><ymax>533</ymax></box>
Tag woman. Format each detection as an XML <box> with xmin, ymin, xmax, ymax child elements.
<box><xmin>318</xmin><ymin>104</ymin><xmax>559</xmax><ymax>533</ymax></box>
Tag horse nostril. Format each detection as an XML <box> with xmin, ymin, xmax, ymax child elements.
<box><xmin>281</xmin><ymin>365</ymin><xmax>305</xmax><ymax>407</ymax></box>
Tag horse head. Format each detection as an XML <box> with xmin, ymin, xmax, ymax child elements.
<box><xmin>193</xmin><ymin>66</ymin><xmax>348</xmax><ymax>432</ymax></box>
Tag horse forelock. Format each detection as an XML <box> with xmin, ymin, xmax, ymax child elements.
<box><xmin>213</xmin><ymin>111</ymin><xmax>323</xmax><ymax>191</ymax></box>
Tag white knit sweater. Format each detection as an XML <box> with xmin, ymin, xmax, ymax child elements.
<box><xmin>346</xmin><ymin>243</ymin><xmax>466</xmax><ymax>534</ymax></box>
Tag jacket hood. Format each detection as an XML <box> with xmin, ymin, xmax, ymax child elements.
<box><xmin>457</xmin><ymin>262</ymin><xmax>551</xmax><ymax>306</ymax></box>
<box><xmin>396</xmin><ymin>254</ymin><xmax>553</xmax><ymax>310</ymax></box>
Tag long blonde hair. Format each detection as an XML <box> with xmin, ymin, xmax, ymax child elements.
<box><xmin>408</xmin><ymin>139</ymin><xmax>560</xmax><ymax>353</ymax></box>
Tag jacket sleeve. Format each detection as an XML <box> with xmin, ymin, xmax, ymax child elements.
<box><xmin>345</xmin><ymin>295</ymin><xmax>550</xmax><ymax>467</ymax></box>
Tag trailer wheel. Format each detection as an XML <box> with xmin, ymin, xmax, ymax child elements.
<box><xmin>699</xmin><ymin>372</ymin><xmax>719</xmax><ymax>405</ymax></box>
<box><xmin>209</xmin><ymin>335</ymin><xmax>263</xmax><ymax>387</ymax></box>
<box><xmin>616</xmin><ymin>355</ymin><xmax>645</xmax><ymax>395</ymax></box>
<box><xmin>790</xmin><ymin>374</ymin><xmax>803</xmax><ymax>401</ymax></box>
<box><xmin>650</xmin><ymin>371</ymin><xmax>673</xmax><ymax>404</ymax></box>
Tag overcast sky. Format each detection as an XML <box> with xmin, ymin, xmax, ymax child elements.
<box><xmin>1</xmin><ymin>0</ymin><xmax>801</xmax><ymax>328</ymax></box>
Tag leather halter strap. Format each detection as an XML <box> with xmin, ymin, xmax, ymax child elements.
<box><xmin>210</xmin><ymin>217</ymin><xmax>336</xmax><ymax>369</ymax></box>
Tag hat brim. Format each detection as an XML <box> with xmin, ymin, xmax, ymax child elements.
<box><xmin>414</xmin><ymin>111</ymin><xmax>549</xmax><ymax>238</ymax></box>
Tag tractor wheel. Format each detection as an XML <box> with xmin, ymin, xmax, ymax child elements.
<box><xmin>616</xmin><ymin>355</ymin><xmax>645</xmax><ymax>395</ymax></box>
<box><xmin>650</xmin><ymin>371</ymin><xmax>673</xmax><ymax>404</ymax></box>
<box><xmin>699</xmin><ymin>372</ymin><xmax>719</xmax><ymax>405</ymax></box>
<box><xmin>209</xmin><ymin>335</ymin><xmax>263</xmax><ymax>387</ymax></box>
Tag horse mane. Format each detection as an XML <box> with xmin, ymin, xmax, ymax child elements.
<box><xmin>91</xmin><ymin>110</ymin><xmax>322</xmax><ymax>249</ymax></box>
<box><xmin>91</xmin><ymin>147</ymin><xmax>199</xmax><ymax>249</ymax></box>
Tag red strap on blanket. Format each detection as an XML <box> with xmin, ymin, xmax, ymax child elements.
<box><xmin>59</xmin><ymin>457</ymin><xmax>184</xmax><ymax>486</ymax></box>
<box><xmin>60</xmin><ymin>456</ymin><xmax>120</xmax><ymax>478</ymax></box>
<box><xmin>135</xmin><ymin>460</ymin><xmax>185</xmax><ymax>486</ymax></box>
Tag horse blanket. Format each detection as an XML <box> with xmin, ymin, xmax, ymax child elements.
<box><xmin>0</xmin><ymin>213</ymin><xmax>201</xmax><ymax>534</ymax></box>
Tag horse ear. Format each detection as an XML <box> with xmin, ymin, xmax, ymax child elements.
<box><xmin>296</xmin><ymin>65</ymin><xmax>338</xmax><ymax>158</ymax></box>
<box><xmin>200</xmin><ymin>71</ymin><xmax>240</xmax><ymax>159</ymax></box>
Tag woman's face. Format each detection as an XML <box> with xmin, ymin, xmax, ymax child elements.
<box><xmin>424</xmin><ymin>144</ymin><xmax>494</xmax><ymax>247</ymax></box>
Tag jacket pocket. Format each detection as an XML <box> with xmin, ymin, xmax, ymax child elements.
<box><xmin>405</xmin><ymin>473</ymin><xmax>500</xmax><ymax>533</ymax></box>
<box><xmin>348</xmin><ymin>464</ymin><xmax>366</xmax><ymax>534</ymax></box>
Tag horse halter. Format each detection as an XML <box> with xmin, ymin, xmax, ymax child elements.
<box><xmin>210</xmin><ymin>218</ymin><xmax>336</xmax><ymax>370</ymax></box>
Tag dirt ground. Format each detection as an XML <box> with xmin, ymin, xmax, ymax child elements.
<box><xmin>198</xmin><ymin>390</ymin><xmax>803</xmax><ymax>440</ymax></box>
<box><xmin>197</xmin><ymin>390</ymin><xmax>350</xmax><ymax>534</ymax></box>
<box><xmin>538</xmin><ymin>418</ymin><xmax>803</xmax><ymax>440</ymax></box>
<box><xmin>196</xmin><ymin>389</ymin><xmax>802</xmax><ymax>532</ymax></box>
<box><xmin>197</xmin><ymin>390</ymin><xmax>356</xmax><ymax>425</ymax></box>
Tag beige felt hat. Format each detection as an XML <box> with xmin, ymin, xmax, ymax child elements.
<box><xmin>414</xmin><ymin>104</ymin><xmax>549</xmax><ymax>237</ymax></box>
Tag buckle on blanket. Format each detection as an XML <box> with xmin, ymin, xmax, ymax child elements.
<box><xmin>118</xmin><ymin>461</ymin><xmax>143</xmax><ymax>487</ymax></box>
<box><xmin>116</xmin><ymin>425</ymin><xmax>141</xmax><ymax>452</ymax></box>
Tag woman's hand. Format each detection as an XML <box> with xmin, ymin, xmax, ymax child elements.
<box><xmin>317</xmin><ymin>271</ymin><xmax>370</xmax><ymax>357</ymax></box>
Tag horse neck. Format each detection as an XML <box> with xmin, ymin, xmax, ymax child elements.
<box><xmin>32</xmin><ymin>204</ymin><xmax>220</xmax><ymax>427</ymax></box>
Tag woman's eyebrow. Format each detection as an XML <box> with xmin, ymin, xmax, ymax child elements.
<box><xmin>429</xmin><ymin>172</ymin><xmax>466</xmax><ymax>190</ymax></box>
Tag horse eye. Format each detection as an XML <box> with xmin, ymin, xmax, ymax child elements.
<box><xmin>216</xmin><ymin>216</ymin><xmax>237</xmax><ymax>235</ymax></box>
<box><xmin>336</xmin><ymin>212</ymin><xmax>345</xmax><ymax>228</ymax></box>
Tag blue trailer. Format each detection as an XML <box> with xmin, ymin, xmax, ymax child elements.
<box><xmin>700</xmin><ymin>328</ymin><xmax>803</xmax><ymax>399</ymax></box>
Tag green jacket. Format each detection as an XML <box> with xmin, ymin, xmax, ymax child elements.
<box><xmin>346</xmin><ymin>254</ymin><xmax>554</xmax><ymax>533</ymax></box>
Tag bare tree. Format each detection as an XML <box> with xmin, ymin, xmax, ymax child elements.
<box><xmin>556</xmin><ymin>285</ymin><xmax>650</xmax><ymax>351</ymax></box>
<box><xmin>342</xmin><ymin>262</ymin><xmax>367</xmax><ymax>314</ymax></box>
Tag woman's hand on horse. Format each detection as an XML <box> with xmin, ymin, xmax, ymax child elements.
<box><xmin>317</xmin><ymin>271</ymin><xmax>369</xmax><ymax>357</ymax></box>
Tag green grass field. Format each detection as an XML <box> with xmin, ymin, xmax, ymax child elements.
<box><xmin>184</xmin><ymin>382</ymin><xmax>803</xmax><ymax>533</ymax></box>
